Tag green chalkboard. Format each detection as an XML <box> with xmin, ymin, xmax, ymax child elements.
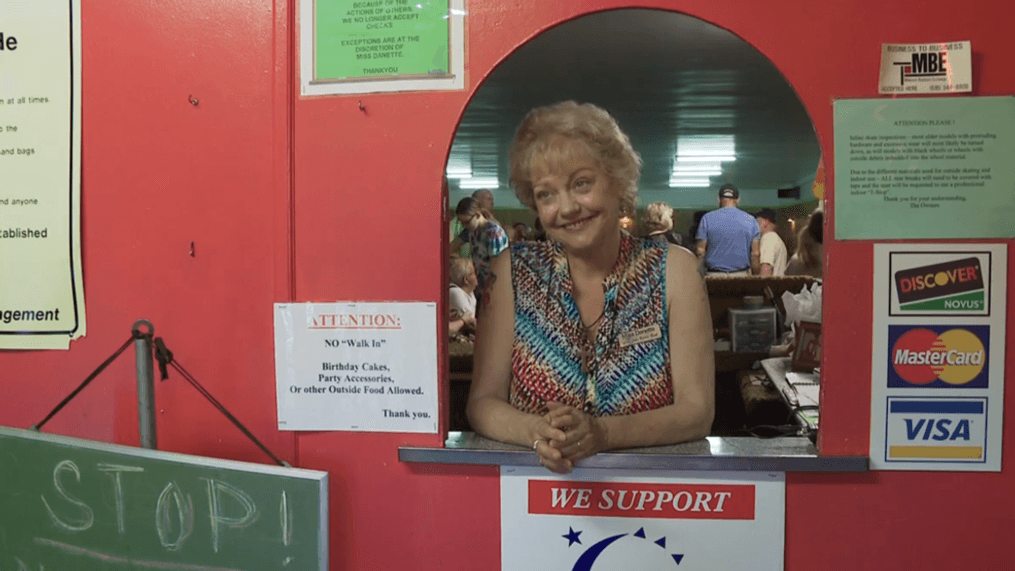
<box><xmin>0</xmin><ymin>426</ymin><xmax>328</xmax><ymax>571</ymax></box>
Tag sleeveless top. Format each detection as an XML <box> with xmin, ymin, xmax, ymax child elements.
<box><xmin>470</xmin><ymin>220</ymin><xmax>509</xmax><ymax>296</ymax></box>
<box><xmin>509</xmin><ymin>234</ymin><xmax>674</xmax><ymax>416</ymax></box>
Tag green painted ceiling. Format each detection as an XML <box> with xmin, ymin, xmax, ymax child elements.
<box><xmin>447</xmin><ymin>8</ymin><xmax>823</xmax><ymax>212</ymax></box>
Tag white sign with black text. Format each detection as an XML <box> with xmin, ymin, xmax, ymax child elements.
<box><xmin>0</xmin><ymin>0</ymin><xmax>86</xmax><ymax>349</ymax></box>
<box><xmin>273</xmin><ymin>302</ymin><xmax>438</xmax><ymax>432</ymax></box>
<box><xmin>501</xmin><ymin>467</ymin><xmax>785</xmax><ymax>571</ymax></box>
<box><xmin>879</xmin><ymin>41</ymin><xmax>972</xmax><ymax>95</ymax></box>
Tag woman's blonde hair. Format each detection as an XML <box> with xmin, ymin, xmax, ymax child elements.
<box><xmin>509</xmin><ymin>101</ymin><xmax>642</xmax><ymax>215</ymax></box>
<box><xmin>642</xmin><ymin>202</ymin><xmax>674</xmax><ymax>234</ymax></box>
<box><xmin>794</xmin><ymin>210</ymin><xmax>824</xmax><ymax>268</ymax></box>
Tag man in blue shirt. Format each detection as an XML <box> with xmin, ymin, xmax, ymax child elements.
<box><xmin>695</xmin><ymin>184</ymin><xmax>760</xmax><ymax>275</ymax></box>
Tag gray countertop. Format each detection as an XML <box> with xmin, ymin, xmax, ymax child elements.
<box><xmin>399</xmin><ymin>432</ymin><xmax>868</xmax><ymax>472</ymax></box>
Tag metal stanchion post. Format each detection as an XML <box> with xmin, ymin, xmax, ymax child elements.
<box><xmin>133</xmin><ymin>320</ymin><xmax>158</xmax><ymax>450</ymax></box>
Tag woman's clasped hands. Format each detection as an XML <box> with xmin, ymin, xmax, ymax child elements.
<box><xmin>532</xmin><ymin>401</ymin><xmax>607</xmax><ymax>474</ymax></box>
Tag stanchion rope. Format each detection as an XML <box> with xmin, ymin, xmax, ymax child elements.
<box><xmin>30</xmin><ymin>331</ymin><xmax>290</xmax><ymax>467</ymax></box>
<box><xmin>31</xmin><ymin>336</ymin><xmax>134</xmax><ymax>432</ymax></box>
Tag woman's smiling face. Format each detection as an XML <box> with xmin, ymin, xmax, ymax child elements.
<box><xmin>529</xmin><ymin>137</ymin><xmax>621</xmax><ymax>254</ymax></box>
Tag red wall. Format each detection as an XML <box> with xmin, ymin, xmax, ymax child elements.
<box><xmin>3</xmin><ymin>0</ymin><xmax>1012</xmax><ymax>569</ymax></box>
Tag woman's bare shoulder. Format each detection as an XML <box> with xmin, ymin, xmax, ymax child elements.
<box><xmin>664</xmin><ymin>244</ymin><xmax>705</xmax><ymax>302</ymax></box>
<box><xmin>665</xmin><ymin>244</ymin><xmax>701</xmax><ymax>276</ymax></box>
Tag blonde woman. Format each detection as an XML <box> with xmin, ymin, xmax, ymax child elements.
<box><xmin>642</xmin><ymin>201</ymin><xmax>687</xmax><ymax>248</ymax></box>
<box><xmin>468</xmin><ymin>101</ymin><xmax>714</xmax><ymax>473</ymax></box>
<box><xmin>786</xmin><ymin>208</ymin><xmax>823</xmax><ymax>278</ymax></box>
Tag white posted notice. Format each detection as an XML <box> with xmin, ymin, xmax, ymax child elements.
<box><xmin>274</xmin><ymin>302</ymin><xmax>438</xmax><ymax>432</ymax></box>
<box><xmin>0</xmin><ymin>0</ymin><xmax>86</xmax><ymax>349</ymax></box>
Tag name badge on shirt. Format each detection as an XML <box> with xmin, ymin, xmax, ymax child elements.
<box><xmin>618</xmin><ymin>324</ymin><xmax>662</xmax><ymax>348</ymax></box>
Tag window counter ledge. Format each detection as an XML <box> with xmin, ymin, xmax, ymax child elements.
<box><xmin>399</xmin><ymin>432</ymin><xmax>868</xmax><ymax>472</ymax></box>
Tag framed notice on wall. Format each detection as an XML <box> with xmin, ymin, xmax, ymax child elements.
<box><xmin>0</xmin><ymin>0</ymin><xmax>86</xmax><ymax>349</ymax></box>
<box><xmin>833</xmin><ymin>96</ymin><xmax>1015</xmax><ymax>240</ymax></box>
<box><xmin>300</xmin><ymin>0</ymin><xmax>466</xmax><ymax>96</ymax></box>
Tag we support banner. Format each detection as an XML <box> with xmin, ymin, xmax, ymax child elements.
<box><xmin>501</xmin><ymin>467</ymin><xmax>785</xmax><ymax>570</ymax></box>
<box><xmin>0</xmin><ymin>0</ymin><xmax>86</xmax><ymax>349</ymax></box>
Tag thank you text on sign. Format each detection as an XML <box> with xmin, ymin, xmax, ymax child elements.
<box><xmin>274</xmin><ymin>302</ymin><xmax>438</xmax><ymax>432</ymax></box>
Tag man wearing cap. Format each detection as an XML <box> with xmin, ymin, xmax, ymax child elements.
<box><xmin>755</xmin><ymin>208</ymin><xmax>787</xmax><ymax>276</ymax></box>
<box><xmin>695</xmin><ymin>184</ymin><xmax>760</xmax><ymax>276</ymax></box>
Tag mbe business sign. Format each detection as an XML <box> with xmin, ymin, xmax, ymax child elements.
<box><xmin>879</xmin><ymin>41</ymin><xmax>972</xmax><ymax>94</ymax></box>
<box><xmin>889</xmin><ymin>251</ymin><xmax>991</xmax><ymax>316</ymax></box>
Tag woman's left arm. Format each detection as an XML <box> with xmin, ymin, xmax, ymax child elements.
<box><xmin>550</xmin><ymin>246</ymin><xmax>715</xmax><ymax>461</ymax></box>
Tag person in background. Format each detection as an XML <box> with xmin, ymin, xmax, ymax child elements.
<box><xmin>695</xmin><ymin>184</ymin><xmax>760</xmax><ymax>276</ymax></box>
<box><xmin>512</xmin><ymin>222</ymin><xmax>531</xmax><ymax>242</ymax></box>
<box><xmin>532</xmin><ymin>218</ymin><xmax>548</xmax><ymax>241</ymax></box>
<box><xmin>786</xmin><ymin>207</ymin><xmax>823</xmax><ymax>278</ymax></box>
<box><xmin>449</xmin><ymin>219</ymin><xmax>470</xmax><ymax>258</ymax></box>
<box><xmin>754</xmin><ymin>208</ymin><xmax>787</xmax><ymax>276</ymax></box>
<box><xmin>688</xmin><ymin>210</ymin><xmax>707</xmax><ymax>245</ymax></box>
<box><xmin>455</xmin><ymin>196</ymin><xmax>509</xmax><ymax>302</ymax></box>
<box><xmin>449</xmin><ymin>257</ymin><xmax>478</xmax><ymax>336</ymax></box>
<box><xmin>446</xmin><ymin>177</ymin><xmax>471</xmax><ymax>258</ymax></box>
<box><xmin>472</xmin><ymin>188</ymin><xmax>495</xmax><ymax>212</ymax></box>
<box><xmin>468</xmin><ymin>101</ymin><xmax>714</xmax><ymax>474</ymax></box>
<box><xmin>642</xmin><ymin>201</ymin><xmax>687</xmax><ymax>249</ymax></box>
<box><xmin>450</xmin><ymin>188</ymin><xmax>498</xmax><ymax>256</ymax></box>
<box><xmin>686</xmin><ymin>210</ymin><xmax>708</xmax><ymax>275</ymax></box>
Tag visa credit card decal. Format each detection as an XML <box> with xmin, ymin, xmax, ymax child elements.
<box><xmin>887</xmin><ymin>325</ymin><xmax>989</xmax><ymax>388</ymax></box>
<box><xmin>885</xmin><ymin>397</ymin><xmax>987</xmax><ymax>463</ymax></box>
<box><xmin>889</xmin><ymin>252</ymin><xmax>990</xmax><ymax>316</ymax></box>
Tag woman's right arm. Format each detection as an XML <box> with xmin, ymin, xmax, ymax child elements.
<box><xmin>466</xmin><ymin>249</ymin><xmax>567</xmax><ymax>455</ymax></box>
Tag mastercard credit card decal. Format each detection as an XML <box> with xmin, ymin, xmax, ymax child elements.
<box><xmin>887</xmin><ymin>325</ymin><xmax>989</xmax><ymax>388</ymax></box>
<box><xmin>889</xmin><ymin>253</ymin><xmax>989</xmax><ymax>316</ymax></box>
<box><xmin>885</xmin><ymin>397</ymin><xmax>987</xmax><ymax>463</ymax></box>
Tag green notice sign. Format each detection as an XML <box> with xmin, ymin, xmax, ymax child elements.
<box><xmin>834</xmin><ymin>97</ymin><xmax>1015</xmax><ymax>239</ymax></box>
<box><xmin>314</xmin><ymin>0</ymin><xmax>450</xmax><ymax>82</ymax></box>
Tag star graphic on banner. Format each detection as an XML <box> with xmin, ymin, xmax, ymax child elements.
<box><xmin>569</xmin><ymin>527</ymin><xmax>684</xmax><ymax>569</ymax></box>
<box><xmin>562</xmin><ymin>527</ymin><xmax>583</xmax><ymax>547</ymax></box>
